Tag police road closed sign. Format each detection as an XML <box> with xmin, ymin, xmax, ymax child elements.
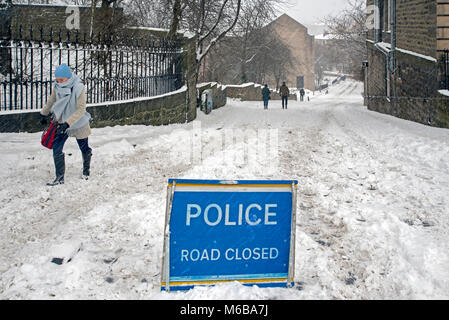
<box><xmin>161</xmin><ymin>179</ymin><xmax>298</xmax><ymax>291</ymax></box>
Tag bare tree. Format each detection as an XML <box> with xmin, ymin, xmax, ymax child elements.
<box><xmin>126</xmin><ymin>0</ymin><xmax>176</xmax><ymax>29</ymax></box>
<box><xmin>128</xmin><ymin>1</ymin><xmax>242</xmax><ymax>73</ymax></box>
<box><xmin>168</xmin><ymin>0</ymin><xmax>184</xmax><ymax>39</ymax></box>
<box><xmin>203</xmin><ymin>0</ymin><xmax>293</xmax><ymax>87</ymax></box>
<box><xmin>267</xmin><ymin>37</ymin><xmax>293</xmax><ymax>89</ymax></box>
<box><xmin>322</xmin><ymin>0</ymin><xmax>367</xmax><ymax>79</ymax></box>
<box><xmin>164</xmin><ymin>0</ymin><xmax>243</xmax><ymax>117</ymax></box>
<box><xmin>230</xmin><ymin>0</ymin><xmax>281</xmax><ymax>83</ymax></box>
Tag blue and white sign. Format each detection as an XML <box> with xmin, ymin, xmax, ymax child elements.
<box><xmin>161</xmin><ymin>179</ymin><xmax>298</xmax><ymax>291</ymax></box>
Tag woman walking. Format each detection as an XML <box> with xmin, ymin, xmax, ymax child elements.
<box><xmin>40</xmin><ymin>64</ymin><xmax>92</xmax><ymax>186</ymax></box>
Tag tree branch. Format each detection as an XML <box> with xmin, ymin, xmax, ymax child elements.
<box><xmin>199</xmin><ymin>0</ymin><xmax>229</xmax><ymax>43</ymax></box>
<box><xmin>196</xmin><ymin>0</ymin><xmax>242</xmax><ymax>68</ymax></box>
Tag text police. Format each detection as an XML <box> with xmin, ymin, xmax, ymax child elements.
<box><xmin>185</xmin><ymin>203</ymin><xmax>278</xmax><ymax>226</ymax></box>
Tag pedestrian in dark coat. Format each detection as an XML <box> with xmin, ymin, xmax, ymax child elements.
<box><xmin>261</xmin><ymin>84</ymin><xmax>271</xmax><ymax>109</ymax></box>
<box><xmin>300</xmin><ymin>88</ymin><xmax>305</xmax><ymax>102</ymax></box>
<box><xmin>279</xmin><ymin>82</ymin><xmax>289</xmax><ymax>109</ymax></box>
<box><xmin>39</xmin><ymin>64</ymin><xmax>93</xmax><ymax>186</ymax></box>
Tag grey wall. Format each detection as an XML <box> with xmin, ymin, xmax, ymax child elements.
<box><xmin>0</xmin><ymin>87</ymin><xmax>189</xmax><ymax>133</ymax></box>
<box><xmin>0</xmin><ymin>83</ymin><xmax>230</xmax><ymax>133</ymax></box>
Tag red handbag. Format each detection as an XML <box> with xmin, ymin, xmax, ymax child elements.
<box><xmin>41</xmin><ymin>120</ymin><xmax>57</xmax><ymax>149</ymax></box>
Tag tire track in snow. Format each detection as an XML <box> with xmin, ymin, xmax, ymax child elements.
<box><xmin>333</xmin><ymin>81</ymin><xmax>355</xmax><ymax>97</ymax></box>
<box><xmin>316</xmin><ymin>100</ymin><xmax>449</xmax><ymax>298</ymax></box>
<box><xmin>274</xmin><ymin>90</ymin><xmax>446</xmax><ymax>298</ymax></box>
<box><xmin>276</xmin><ymin>108</ymin><xmax>358</xmax><ymax>297</ymax></box>
<box><xmin>278</xmin><ymin>101</ymin><xmax>406</xmax><ymax>298</ymax></box>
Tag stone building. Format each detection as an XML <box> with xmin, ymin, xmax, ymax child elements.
<box><xmin>264</xmin><ymin>14</ymin><xmax>315</xmax><ymax>91</ymax></box>
<box><xmin>202</xmin><ymin>14</ymin><xmax>315</xmax><ymax>91</ymax></box>
<box><xmin>365</xmin><ymin>0</ymin><xmax>449</xmax><ymax>128</ymax></box>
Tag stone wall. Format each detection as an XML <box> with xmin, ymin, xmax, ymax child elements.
<box><xmin>88</xmin><ymin>87</ymin><xmax>189</xmax><ymax>128</ymax></box>
<box><xmin>366</xmin><ymin>42</ymin><xmax>389</xmax><ymax>114</ymax></box>
<box><xmin>225</xmin><ymin>83</ymin><xmax>297</xmax><ymax>101</ymax></box>
<box><xmin>365</xmin><ymin>0</ymin><xmax>449</xmax><ymax>128</ymax></box>
<box><xmin>366</xmin><ymin>0</ymin><xmax>437</xmax><ymax>58</ymax></box>
<box><xmin>396</xmin><ymin>0</ymin><xmax>436</xmax><ymax>58</ymax></box>
<box><xmin>197</xmin><ymin>82</ymin><xmax>227</xmax><ymax>109</ymax></box>
<box><xmin>437</xmin><ymin>1</ymin><xmax>449</xmax><ymax>53</ymax></box>
<box><xmin>435</xmin><ymin>92</ymin><xmax>449</xmax><ymax>128</ymax></box>
<box><xmin>0</xmin><ymin>87</ymin><xmax>190</xmax><ymax>133</ymax></box>
<box><xmin>394</xmin><ymin>49</ymin><xmax>440</xmax><ymax>124</ymax></box>
<box><xmin>366</xmin><ymin>41</ymin><xmax>449</xmax><ymax>128</ymax></box>
<box><xmin>0</xmin><ymin>81</ymin><xmax>236</xmax><ymax>133</ymax></box>
<box><xmin>225</xmin><ymin>83</ymin><xmax>263</xmax><ymax>101</ymax></box>
<box><xmin>0</xmin><ymin>4</ymin><xmax>126</xmax><ymax>41</ymax></box>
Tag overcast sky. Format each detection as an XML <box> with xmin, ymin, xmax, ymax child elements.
<box><xmin>276</xmin><ymin>0</ymin><xmax>351</xmax><ymax>26</ymax></box>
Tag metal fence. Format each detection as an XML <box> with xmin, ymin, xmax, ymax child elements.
<box><xmin>0</xmin><ymin>26</ymin><xmax>183</xmax><ymax>111</ymax></box>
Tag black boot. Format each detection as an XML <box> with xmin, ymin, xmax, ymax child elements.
<box><xmin>82</xmin><ymin>151</ymin><xmax>92</xmax><ymax>180</ymax></box>
<box><xmin>48</xmin><ymin>153</ymin><xmax>65</xmax><ymax>186</ymax></box>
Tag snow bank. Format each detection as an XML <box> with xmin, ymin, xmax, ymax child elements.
<box><xmin>1</xmin><ymin>80</ymin><xmax>448</xmax><ymax>300</ymax></box>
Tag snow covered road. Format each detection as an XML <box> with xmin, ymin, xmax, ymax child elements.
<box><xmin>0</xmin><ymin>80</ymin><xmax>448</xmax><ymax>299</ymax></box>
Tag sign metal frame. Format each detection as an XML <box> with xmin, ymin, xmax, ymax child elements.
<box><xmin>161</xmin><ymin>179</ymin><xmax>298</xmax><ymax>291</ymax></box>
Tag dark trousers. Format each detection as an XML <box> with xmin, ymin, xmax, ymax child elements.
<box><xmin>53</xmin><ymin>132</ymin><xmax>92</xmax><ymax>158</ymax></box>
<box><xmin>282</xmin><ymin>96</ymin><xmax>288</xmax><ymax>109</ymax></box>
<box><xmin>300</xmin><ymin>95</ymin><xmax>304</xmax><ymax>101</ymax></box>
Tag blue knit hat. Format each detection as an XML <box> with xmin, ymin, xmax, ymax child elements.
<box><xmin>55</xmin><ymin>64</ymin><xmax>72</xmax><ymax>79</ymax></box>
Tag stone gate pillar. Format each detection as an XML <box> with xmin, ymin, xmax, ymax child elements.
<box><xmin>182</xmin><ymin>37</ymin><xmax>198</xmax><ymax>122</ymax></box>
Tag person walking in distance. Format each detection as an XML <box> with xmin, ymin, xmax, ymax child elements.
<box><xmin>39</xmin><ymin>64</ymin><xmax>93</xmax><ymax>186</ymax></box>
<box><xmin>261</xmin><ymin>84</ymin><xmax>271</xmax><ymax>110</ymax></box>
<box><xmin>300</xmin><ymin>88</ymin><xmax>305</xmax><ymax>102</ymax></box>
<box><xmin>279</xmin><ymin>82</ymin><xmax>289</xmax><ymax>109</ymax></box>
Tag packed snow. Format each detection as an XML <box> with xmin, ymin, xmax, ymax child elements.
<box><xmin>0</xmin><ymin>80</ymin><xmax>448</xmax><ymax>300</ymax></box>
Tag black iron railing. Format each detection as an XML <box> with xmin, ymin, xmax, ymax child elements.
<box><xmin>0</xmin><ymin>26</ymin><xmax>183</xmax><ymax>111</ymax></box>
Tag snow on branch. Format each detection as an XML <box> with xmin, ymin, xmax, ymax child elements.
<box><xmin>196</xmin><ymin>0</ymin><xmax>242</xmax><ymax>65</ymax></box>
